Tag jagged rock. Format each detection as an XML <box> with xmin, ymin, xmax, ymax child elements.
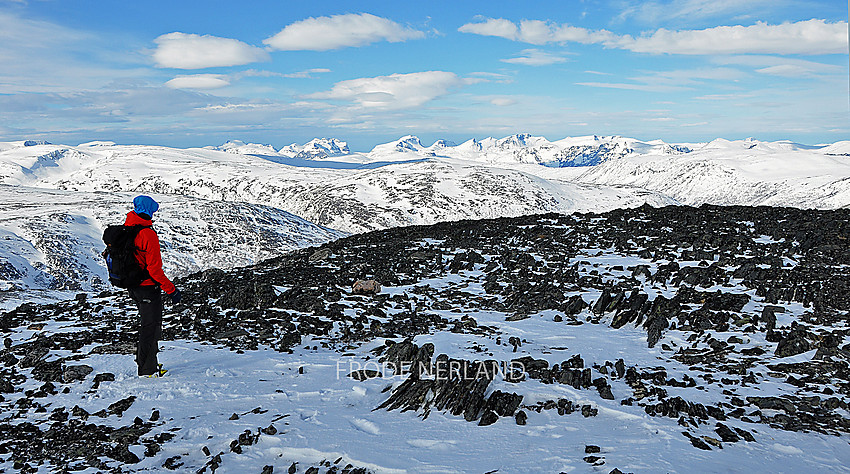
<box><xmin>682</xmin><ymin>431</ymin><xmax>712</xmax><ymax>450</ymax></box>
<box><xmin>62</xmin><ymin>365</ymin><xmax>93</xmax><ymax>383</ymax></box>
<box><xmin>91</xmin><ymin>372</ymin><xmax>115</xmax><ymax>390</ymax></box>
<box><xmin>380</xmin><ymin>340</ymin><xmax>433</xmax><ymax>378</ymax></box>
<box><xmin>775</xmin><ymin>329</ymin><xmax>812</xmax><ymax>357</ymax></box>
<box><xmin>309</xmin><ymin>248</ymin><xmax>330</xmax><ymax>263</ymax></box>
<box><xmin>18</xmin><ymin>346</ymin><xmax>49</xmax><ymax>368</ymax></box>
<box><xmin>484</xmin><ymin>390</ymin><xmax>523</xmax><ymax>417</ymax></box>
<box><xmin>32</xmin><ymin>359</ymin><xmax>64</xmax><ymax>382</ymax></box>
<box><xmin>478</xmin><ymin>410</ymin><xmax>499</xmax><ymax>426</ymax></box>
<box><xmin>90</xmin><ymin>342</ymin><xmax>135</xmax><ymax>355</ymax></box>
<box><xmin>594</xmin><ymin>378</ymin><xmax>615</xmax><ymax>400</ymax></box>
<box><xmin>108</xmin><ymin>396</ymin><xmax>136</xmax><ymax>416</ymax></box>
<box><xmin>348</xmin><ymin>370</ymin><xmax>382</xmax><ymax>381</ymax></box>
<box><xmin>715</xmin><ymin>423</ymin><xmax>740</xmax><ymax>442</ymax></box>
<box><xmin>746</xmin><ymin>396</ymin><xmax>796</xmax><ymax>414</ymax></box>
<box><xmin>515</xmin><ymin>410</ymin><xmax>527</xmax><ymax>425</ymax></box>
<box><xmin>761</xmin><ymin>305</ymin><xmax>784</xmax><ymax>331</ymax></box>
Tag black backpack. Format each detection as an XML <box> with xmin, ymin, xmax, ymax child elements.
<box><xmin>102</xmin><ymin>225</ymin><xmax>151</xmax><ymax>288</ymax></box>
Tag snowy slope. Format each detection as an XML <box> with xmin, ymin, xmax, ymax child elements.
<box><xmin>0</xmin><ymin>140</ymin><xmax>676</xmax><ymax>234</ymax></box>
<box><xmin>575</xmin><ymin>138</ymin><xmax>850</xmax><ymax>209</ymax></box>
<box><xmin>2</xmin><ymin>135</ymin><xmax>848</xmax><ymax>239</ymax></box>
<box><xmin>0</xmin><ymin>185</ymin><xmax>345</xmax><ymax>309</ymax></box>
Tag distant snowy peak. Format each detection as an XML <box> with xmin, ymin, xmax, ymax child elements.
<box><xmin>211</xmin><ymin>138</ymin><xmax>351</xmax><ymax>160</ymax></box>
<box><xmin>295</xmin><ymin>138</ymin><xmax>350</xmax><ymax>159</ymax></box>
<box><xmin>441</xmin><ymin>134</ymin><xmax>688</xmax><ymax>167</ymax></box>
<box><xmin>209</xmin><ymin>140</ymin><xmax>278</xmax><ymax>155</ymax></box>
<box><xmin>371</xmin><ymin>135</ymin><xmax>426</xmax><ymax>155</ymax></box>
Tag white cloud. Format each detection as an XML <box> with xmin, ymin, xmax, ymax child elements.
<box><xmin>490</xmin><ymin>97</ymin><xmax>517</xmax><ymax>106</ymax></box>
<box><xmin>459</xmin><ymin>18</ymin><xmax>616</xmax><ymax>45</ymax></box>
<box><xmin>467</xmin><ymin>72</ymin><xmax>515</xmax><ymax>84</ymax></box>
<box><xmin>575</xmin><ymin>82</ymin><xmax>691</xmax><ymax>92</ymax></box>
<box><xmin>755</xmin><ymin>65</ymin><xmax>813</xmax><ymax>77</ymax></box>
<box><xmin>631</xmin><ymin>67</ymin><xmax>746</xmax><ymax>86</ymax></box>
<box><xmin>460</xmin><ymin>17</ymin><xmax>848</xmax><ymax>55</ymax></box>
<box><xmin>577</xmin><ymin>67</ymin><xmax>745</xmax><ymax>92</ymax></box>
<box><xmin>618</xmin><ymin>20</ymin><xmax>848</xmax><ymax>55</ymax></box>
<box><xmin>264</xmin><ymin>13</ymin><xmax>425</xmax><ymax>51</ymax></box>
<box><xmin>501</xmin><ymin>49</ymin><xmax>568</xmax><ymax>66</ymax></box>
<box><xmin>714</xmin><ymin>55</ymin><xmax>842</xmax><ymax>77</ymax></box>
<box><xmin>166</xmin><ymin>74</ymin><xmax>230</xmax><ymax>90</ymax></box>
<box><xmin>153</xmin><ymin>32</ymin><xmax>269</xmax><ymax>69</ymax></box>
<box><xmin>308</xmin><ymin>71</ymin><xmax>468</xmax><ymax>110</ymax></box>
<box><xmin>615</xmin><ymin>0</ymin><xmax>777</xmax><ymax>24</ymax></box>
<box><xmin>281</xmin><ymin>68</ymin><xmax>333</xmax><ymax>79</ymax></box>
<box><xmin>458</xmin><ymin>17</ymin><xmax>518</xmax><ymax>39</ymax></box>
<box><xmin>233</xmin><ymin>68</ymin><xmax>332</xmax><ymax>80</ymax></box>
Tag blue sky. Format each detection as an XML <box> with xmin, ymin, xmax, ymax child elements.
<box><xmin>0</xmin><ymin>0</ymin><xmax>847</xmax><ymax>150</ymax></box>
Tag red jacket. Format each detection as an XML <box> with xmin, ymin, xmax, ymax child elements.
<box><xmin>124</xmin><ymin>211</ymin><xmax>177</xmax><ymax>294</ymax></box>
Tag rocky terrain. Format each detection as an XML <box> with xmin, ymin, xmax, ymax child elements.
<box><xmin>1</xmin><ymin>203</ymin><xmax>849</xmax><ymax>472</ymax></box>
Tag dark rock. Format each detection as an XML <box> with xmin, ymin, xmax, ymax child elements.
<box><xmin>746</xmin><ymin>396</ymin><xmax>796</xmax><ymax>414</ymax></box>
<box><xmin>515</xmin><ymin>410</ymin><xmax>527</xmax><ymax>425</ymax></box>
<box><xmin>91</xmin><ymin>372</ymin><xmax>115</xmax><ymax>389</ymax></box>
<box><xmin>682</xmin><ymin>431</ymin><xmax>712</xmax><ymax>450</ymax></box>
<box><xmin>348</xmin><ymin>370</ymin><xmax>382</xmax><ymax>381</ymax></box>
<box><xmin>62</xmin><ymin>365</ymin><xmax>93</xmax><ymax>383</ymax></box>
<box><xmin>775</xmin><ymin>330</ymin><xmax>812</xmax><ymax>357</ymax></box>
<box><xmin>715</xmin><ymin>423</ymin><xmax>740</xmax><ymax>443</ymax></box>
<box><xmin>478</xmin><ymin>410</ymin><xmax>499</xmax><ymax>426</ymax></box>
<box><xmin>163</xmin><ymin>456</ymin><xmax>183</xmax><ymax>469</ymax></box>
<box><xmin>31</xmin><ymin>359</ymin><xmax>64</xmax><ymax>382</ymax></box>
<box><xmin>90</xmin><ymin>342</ymin><xmax>135</xmax><ymax>355</ymax></box>
<box><xmin>107</xmin><ymin>396</ymin><xmax>136</xmax><ymax>416</ymax></box>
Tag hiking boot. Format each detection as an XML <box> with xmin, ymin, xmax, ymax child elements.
<box><xmin>142</xmin><ymin>364</ymin><xmax>168</xmax><ymax>378</ymax></box>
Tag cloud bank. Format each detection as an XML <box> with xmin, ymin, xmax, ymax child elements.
<box><xmin>264</xmin><ymin>13</ymin><xmax>425</xmax><ymax>51</ymax></box>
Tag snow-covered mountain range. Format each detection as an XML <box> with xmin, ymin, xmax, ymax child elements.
<box><xmin>1</xmin><ymin>134</ymin><xmax>848</xmax><ymax>306</ymax></box>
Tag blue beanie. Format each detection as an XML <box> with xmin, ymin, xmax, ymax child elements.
<box><xmin>133</xmin><ymin>195</ymin><xmax>159</xmax><ymax>217</ymax></box>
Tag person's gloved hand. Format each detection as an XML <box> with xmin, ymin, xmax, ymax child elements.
<box><xmin>169</xmin><ymin>289</ymin><xmax>182</xmax><ymax>304</ymax></box>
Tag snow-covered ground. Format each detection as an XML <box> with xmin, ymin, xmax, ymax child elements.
<box><xmin>2</xmin><ymin>205</ymin><xmax>848</xmax><ymax>473</ymax></box>
<box><xmin>8</xmin><ymin>323</ymin><xmax>844</xmax><ymax>473</ymax></box>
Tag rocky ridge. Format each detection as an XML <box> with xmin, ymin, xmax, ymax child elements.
<box><xmin>1</xmin><ymin>204</ymin><xmax>849</xmax><ymax>471</ymax></box>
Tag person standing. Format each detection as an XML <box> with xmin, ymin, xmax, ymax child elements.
<box><xmin>124</xmin><ymin>195</ymin><xmax>181</xmax><ymax>377</ymax></box>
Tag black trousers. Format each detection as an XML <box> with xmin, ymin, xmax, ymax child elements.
<box><xmin>129</xmin><ymin>285</ymin><xmax>162</xmax><ymax>376</ymax></box>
